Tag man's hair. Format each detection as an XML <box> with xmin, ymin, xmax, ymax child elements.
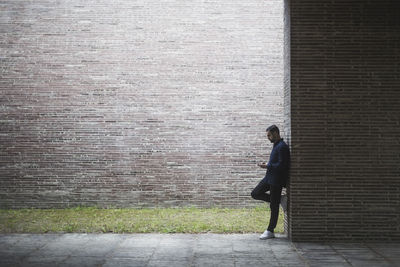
<box><xmin>266</xmin><ymin>125</ymin><xmax>280</xmax><ymax>134</ymax></box>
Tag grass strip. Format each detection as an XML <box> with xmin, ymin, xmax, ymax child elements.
<box><xmin>0</xmin><ymin>206</ymin><xmax>284</xmax><ymax>234</ymax></box>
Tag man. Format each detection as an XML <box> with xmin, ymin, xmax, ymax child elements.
<box><xmin>251</xmin><ymin>125</ymin><xmax>290</xmax><ymax>239</ymax></box>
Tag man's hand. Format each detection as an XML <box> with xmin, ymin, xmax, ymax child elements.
<box><xmin>257</xmin><ymin>162</ymin><xmax>268</xmax><ymax>169</ymax></box>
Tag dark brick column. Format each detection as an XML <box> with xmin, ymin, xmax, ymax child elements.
<box><xmin>288</xmin><ymin>0</ymin><xmax>400</xmax><ymax>241</ymax></box>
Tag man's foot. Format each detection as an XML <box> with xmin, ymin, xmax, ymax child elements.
<box><xmin>280</xmin><ymin>194</ymin><xmax>287</xmax><ymax>212</ymax></box>
<box><xmin>259</xmin><ymin>230</ymin><xmax>275</xmax><ymax>240</ymax></box>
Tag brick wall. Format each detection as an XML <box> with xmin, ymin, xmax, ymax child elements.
<box><xmin>0</xmin><ymin>0</ymin><xmax>284</xmax><ymax>208</ymax></box>
<box><xmin>288</xmin><ymin>0</ymin><xmax>400</xmax><ymax>241</ymax></box>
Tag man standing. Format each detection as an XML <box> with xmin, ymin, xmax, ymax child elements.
<box><xmin>251</xmin><ymin>125</ymin><xmax>290</xmax><ymax>239</ymax></box>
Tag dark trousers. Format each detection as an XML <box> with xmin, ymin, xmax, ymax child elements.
<box><xmin>251</xmin><ymin>179</ymin><xmax>282</xmax><ymax>233</ymax></box>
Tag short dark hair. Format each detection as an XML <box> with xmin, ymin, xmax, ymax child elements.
<box><xmin>266</xmin><ymin>125</ymin><xmax>280</xmax><ymax>134</ymax></box>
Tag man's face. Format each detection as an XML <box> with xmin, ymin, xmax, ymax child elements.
<box><xmin>267</xmin><ymin>131</ymin><xmax>277</xmax><ymax>143</ymax></box>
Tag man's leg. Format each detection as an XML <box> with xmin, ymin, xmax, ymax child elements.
<box><xmin>267</xmin><ymin>184</ymin><xmax>283</xmax><ymax>233</ymax></box>
<box><xmin>251</xmin><ymin>179</ymin><xmax>271</xmax><ymax>202</ymax></box>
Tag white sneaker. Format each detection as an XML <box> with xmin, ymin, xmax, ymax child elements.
<box><xmin>280</xmin><ymin>194</ymin><xmax>287</xmax><ymax>212</ymax></box>
<box><xmin>259</xmin><ymin>230</ymin><xmax>275</xmax><ymax>240</ymax></box>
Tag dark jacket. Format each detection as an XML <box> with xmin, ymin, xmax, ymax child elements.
<box><xmin>264</xmin><ymin>139</ymin><xmax>290</xmax><ymax>187</ymax></box>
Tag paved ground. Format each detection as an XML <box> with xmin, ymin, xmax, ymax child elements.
<box><xmin>0</xmin><ymin>233</ymin><xmax>399</xmax><ymax>267</ymax></box>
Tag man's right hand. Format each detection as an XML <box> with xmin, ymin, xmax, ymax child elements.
<box><xmin>258</xmin><ymin>162</ymin><xmax>268</xmax><ymax>169</ymax></box>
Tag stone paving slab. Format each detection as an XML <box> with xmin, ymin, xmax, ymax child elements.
<box><xmin>0</xmin><ymin>233</ymin><xmax>399</xmax><ymax>267</ymax></box>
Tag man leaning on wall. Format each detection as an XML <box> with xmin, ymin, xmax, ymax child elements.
<box><xmin>251</xmin><ymin>125</ymin><xmax>290</xmax><ymax>239</ymax></box>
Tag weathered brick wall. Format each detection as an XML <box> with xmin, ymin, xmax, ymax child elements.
<box><xmin>0</xmin><ymin>0</ymin><xmax>284</xmax><ymax>208</ymax></box>
<box><xmin>288</xmin><ymin>0</ymin><xmax>400</xmax><ymax>241</ymax></box>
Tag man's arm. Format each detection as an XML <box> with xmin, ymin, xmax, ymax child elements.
<box><xmin>267</xmin><ymin>145</ymin><xmax>289</xmax><ymax>172</ymax></box>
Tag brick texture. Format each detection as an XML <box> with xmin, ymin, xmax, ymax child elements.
<box><xmin>0</xmin><ymin>1</ymin><xmax>284</xmax><ymax>208</ymax></box>
<box><xmin>287</xmin><ymin>0</ymin><xmax>400</xmax><ymax>241</ymax></box>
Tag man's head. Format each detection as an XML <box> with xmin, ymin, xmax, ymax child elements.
<box><xmin>266</xmin><ymin>125</ymin><xmax>281</xmax><ymax>143</ymax></box>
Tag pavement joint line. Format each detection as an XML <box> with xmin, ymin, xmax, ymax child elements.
<box><xmin>328</xmin><ymin>243</ymin><xmax>352</xmax><ymax>266</ymax></box>
<box><xmin>267</xmin><ymin>238</ymin><xmax>280</xmax><ymax>266</ymax></box>
<box><xmin>100</xmin><ymin>234</ymin><xmax>129</xmax><ymax>267</ymax></box>
<box><xmin>17</xmin><ymin>234</ymin><xmax>61</xmax><ymax>264</ymax></box>
<box><xmin>145</xmin><ymin>235</ymin><xmax>159</xmax><ymax>267</ymax></box>
<box><xmin>291</xmin><ymin>242</ymin><xmax>311</xmax><ymax>267</ymax></box>
<box><xmin>59</xmin><ymin>254</ymin><xmax>73</xmax><ymax>266</ymax></box>
<box><xmin>364</xmin><ymin>243</ymin><xmax>396</xmax><ymax>265</ymax></box>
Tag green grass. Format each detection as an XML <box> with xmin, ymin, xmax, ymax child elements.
<box><xmin>0</xmin><ymin>206</ymin><xmax>284</xmax><ymax>234</ymax></box>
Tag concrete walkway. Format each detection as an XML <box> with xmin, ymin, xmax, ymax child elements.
<box><xmin>1</xmin><ymin>233</ymin><xmax>399</xmax><ymax>267</ymax></box>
